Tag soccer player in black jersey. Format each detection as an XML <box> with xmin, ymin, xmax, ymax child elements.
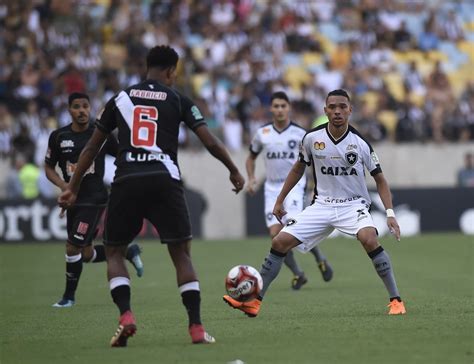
<box><xmin>58</xmin><ymin>47</ymin><xmax>245</xmax><ymax>346</ymax></box>
<box><xmin>45</xmin><ymin>93</ymin><xmax>143</xmax><ymax>308</ymax></box>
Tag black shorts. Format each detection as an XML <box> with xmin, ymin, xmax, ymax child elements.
<box><xmin>67</xmin><ymin>205</ymin><xmax>105</xmax><ymax>246</ymax></box>
<box><xmin>104</xmin><ymin>174</ymin><xmax>192</xmax><ymax>246</ymax></box>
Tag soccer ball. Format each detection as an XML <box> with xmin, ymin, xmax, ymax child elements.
<box><xmin>225</xmin><ymin>265</ymin><xmax>263</xmax><ymax>302</ymax></box>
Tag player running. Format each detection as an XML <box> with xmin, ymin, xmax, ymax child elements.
<box><xmin>46</xmin><ymin>93</ymin><xmax>143</xmax><ymax>308</ymax></box>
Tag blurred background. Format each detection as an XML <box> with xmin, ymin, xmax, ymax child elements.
<box><xmin>0</xmin><ymin>0</ymin><xmax>473</xmax><ymax>241</ymax></box>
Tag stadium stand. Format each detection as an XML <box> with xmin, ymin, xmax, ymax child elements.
<box><xmin>0</xmin><ymin>0</ymin><xmax>473</xmax><ymax>198</ymax></box>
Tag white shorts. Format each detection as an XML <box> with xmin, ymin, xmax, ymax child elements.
<box><xmin>264</xmin><ymin>183</ymin><xmax>305</xmax><ymax>228</ymax></box>
<box><xmin>281</xmin><ymin>200</ymin><xmax>376</xmax><ymax>253</ymax></box>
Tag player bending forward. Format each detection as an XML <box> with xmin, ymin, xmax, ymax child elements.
<box><xmin>242</xmin><ymin>91</ymin><xmax>333</xmax><ymax>290</ymax></box>
<box><xmin>224</xmin><ymin>89</ymin><xmax>406</xmax><ymax>317</ymax></box>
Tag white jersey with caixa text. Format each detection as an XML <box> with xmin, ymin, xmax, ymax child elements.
<box><xmin>300</xmin><ymin>123</ymin><xmax>381</xmax><ymax>206</ymax></box>
<box><xmin>250</xmin><ymin>121</ymin><xmax>307</xmax><ymax>188</ymax></box>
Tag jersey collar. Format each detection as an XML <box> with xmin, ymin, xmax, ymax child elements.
<box><xmin>326</xmin><ymin>123</ymin><xmax>349</xmax><ymax>145</ymax></box>
<box><xmin>272</xmin><ymin>121</ymin><xmax>293</xmax><ymax>134</ymax></box>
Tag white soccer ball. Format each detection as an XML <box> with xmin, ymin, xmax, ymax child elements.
<box><xmin>225</xmin><ymin>265</ymin><xmax>263</xmax><ymax>302</ymax></box>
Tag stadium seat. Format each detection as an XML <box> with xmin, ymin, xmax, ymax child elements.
<box><xmin>377</xmin><ymin>110</ymin><xmax>398</xmax><ymax>139</ymax></box>
<box><xmin>383</xmin><ymin>73</ymin><xmax>405</xmax><ymax>101</ymax></box>
<box><xmin>302</xmin><ymin>52</ymin><xmax>322</xmax><ymax>67</ymax></box>
<box><xmin>284</xmin><ymin>66</ymin><xmax>312</xmax><ymax>90</ymax></box>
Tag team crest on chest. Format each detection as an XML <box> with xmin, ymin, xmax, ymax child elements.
<box><xmin>345</xmin><ymin>152</ymin><xmax>358</xmax><ymax>165</ymax></box>
<box><xmin>288</xmin><ymin>140</ymin><xmax>297</xmax><ymax>149</ymax></box>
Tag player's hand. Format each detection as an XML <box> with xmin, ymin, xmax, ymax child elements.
<box><xmin>273</xmin><ymin>201</ymin><xmax>287</xmax><ymax>225</ymax></box>
<box><xmin>58</xmin><ymin>188</ymin><xmax>77</xmax><ymax>210</ymax></box>
<box><xmin>246</xmin><ymin>177</ymin><xmax>258</xmax><ymax>195</ymax></box>
<box><xmin>387</xmin><ymin>217</ymin><xmax>401</xmax><ymax>242</ymax></box>
<box><xmin>230</xmin><ymin>171</ymin><xmax>245</xmax><ymax>194</ymax></box>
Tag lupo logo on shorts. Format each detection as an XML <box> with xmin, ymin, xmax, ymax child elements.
<box><xmin>286</xmin><ymin>219</ymin><xmax>297</xmax><ymax>226</ymax></box>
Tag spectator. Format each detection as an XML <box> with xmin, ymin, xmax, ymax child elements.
<box><xmin>12</xmin><ymin>123</ymin><xmax>35</xmax><ymax>163</ymax></box>
<box><xmin>6</xmin><ymin>153</ymin><xmax>40</xmax><ymax>199</ymax></box>
<box><xmin>355</xmin><ymin>102</ymin><xmax>387</xmax><ymax>143</ymax></box>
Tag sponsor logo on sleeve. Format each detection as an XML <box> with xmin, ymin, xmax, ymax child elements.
<box><xmin>371</xmin><ymin>151</ymin><xmax>380</xmax><ymax>164</ymax></box>
<box><xmin>191</xmin><ymin>105</ymin><xmax>203</xmax><ymax>120</ymax></box>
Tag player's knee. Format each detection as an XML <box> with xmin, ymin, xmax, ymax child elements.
<box><xmin>271</xmin><ymin>234</ymin><xmax>291</xmax><ymax>254</ymax></box>
<box><xmin>361</xmin><ymin>236</ymin><xmax>379</xmax><ymax>252</ymax></box>
<box><xmin>66</xmin><ymin>242</ymin><xmax>81</xmax><ymax>256</ymax></box>
<box><xmin>105</xmin><ymin>245</ymin><xmax>127</xmax><ymax>259</ymax></box>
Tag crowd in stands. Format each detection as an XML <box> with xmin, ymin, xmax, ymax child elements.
<box><xmin>0</xmin><ymin>0</ymin><xmax>473</xmax><ymax>199</ymax></box>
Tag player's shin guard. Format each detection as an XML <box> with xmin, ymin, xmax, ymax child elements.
<box><xmin>179</xmin><ymin>281</ymin><xmax>201</xmax><ymax>326</ymax></box>
<box><xmin>110</xmin><ymin>277</ymin><xmax>131</xmax><ymax>315</ymax></box>
<box><xmin>64</xmin><ymin>253</ymin><xmax>83</xmax><ymax>300</ymax></box>
<box><xmin>259</xmin><ymin>248</ymin><xmax>286</xmax><ymax>298</ymax></box>
<box><xmin>368</xmin><ymin>246</ymin><xmax>401</xmax><ymax>299</ymax></box>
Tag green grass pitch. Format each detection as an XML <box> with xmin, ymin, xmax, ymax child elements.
<box><xmin>1</xmin><ymin>233</ymin><xmax>473</xmax><ymax>364</ymax></box>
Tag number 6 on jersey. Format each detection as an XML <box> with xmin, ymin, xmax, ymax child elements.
<box><xmin>132</xmin><ymin>105</ymin><xmax>158</xmax><ymax>148</ymax></box>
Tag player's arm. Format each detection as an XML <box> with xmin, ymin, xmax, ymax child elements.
<box><xmin>194</xmin><ymin>125</ymin><xmax>245</xmax><ymax>194</ymax></box>
<box><xmin>273</xmin><ymin>160</ymin><xmax>306</xmax><ymax>221</ymax></box>
<box><xmin>105</xmin><ymin>133</ymin><xmax>119</xmax><ymax>157</ymax></box>
<box><xmin>373</xmin><ymin>172</ymin><xmax>400</xmax><ymax>241</ymax></box>
<box><xmin>58</xmin><ymin>128</ymin><xmax>108</xmax><ymax>208</ymax></box>
<box><xmin>44</xmin><ymin>164</ymin><xmax>68</xmax><ymax>192</ymax></box>
<box><xmin>246</xmin><ymin>153</ymin><xmax>258</xmax><ymax>195</ymax></box>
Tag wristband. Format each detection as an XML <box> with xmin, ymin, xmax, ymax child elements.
<box><xmin>386</xmin><ymin>208</ymin><xmax>395</xmax><ymax>218</ymax></box>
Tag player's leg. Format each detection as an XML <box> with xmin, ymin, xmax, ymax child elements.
<box><xmin>224</xmin><ymin>203</ymin><xmax>333</xmax><ymax>317</ymax></box>
<box><xmin>81</xmin><ymin>207</ymin><xmax>106</xmax><ymax>263</ymax></box>
<box><xmin>105</xmin><ymin>180</ymin><xmax>143</xmax><ymax>347</ymax></box>
<box><xmin>150</xmin><ymin>175</ymin><xmax>214</xmax><ymax>344</ymax></box>
<box><xmin>261</xmin><ymin>204</ymin><xmax>333</xmax><ymax>299</ymax></box>
<box><xmin>357</xmin><ymin>227</ymin><xmax>406</xmax><ymax>315</ymax></box>
<box><xmin>260</xmin><ymin>231</ymin><xmax>302</xmax><ymax>297</ymax></box>
<box><xmin>223</xmin><ymin>230</ymin><xmax>300</xmax><ymax>317</ymax></box>
<box><xmin>335</xmin><ymin>203</ymin><xmax>405</xmax><ymax>315</ymax></box>
<box><xmin>266</xmin><ymin>187</ymin><xmax>306</xmax><ymax>290</ymax></box>
<box><xmin>125</xmin><ymin>242</ymin><xmax>144</xmax><ymax>277</ymax></box>
<box><xmin>166</xmin><ymin>241</ymin><xmax>214</xmax><ymax>344</ymax></box>
<box><xmin>53</xmin><ymin>206</ymin><xmax>101</xmax><ymax>307</ymax></box>
<box><xmin>308</xmin><ymin>246</ymin><xmax>334</xmax><ymax>282</ymax></box>
<box><xmin>269</xmin><ymin>224</ymin><xmax>306</xmax><ymax>290</ymax></box>
<box><xmin>52</xmin><ymin>241</ymin><xmax>82</xmax><ymax>307</ymax></box>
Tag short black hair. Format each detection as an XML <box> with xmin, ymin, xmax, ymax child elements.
<box><xmin>326</xmin><ymin>89</ymin><xmax>351</xmax><ymax>102</ymax></box>
<box><xmin>147</xmin><ymin>45</ymin><xmax>179</xmax><ymax>70</ymax></box>
<box><xmin>68</xmin><ymin>92</ymin><xmax>89</xmax><ymax>106</ymax></box>
<box><xmin>271</xmin><ymin>91</ymin><xmax>290</xmax><ymax>104</ymax></box>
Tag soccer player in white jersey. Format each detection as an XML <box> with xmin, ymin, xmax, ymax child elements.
<box><xmin>224</xmin><ymin>89</ymin><xmax>406</xmax><ymax>317</ymax></box>
<box><xmin>241</xmin><ymin>91</ymin><xmax>333</xmax><ymax>290</ymax></box>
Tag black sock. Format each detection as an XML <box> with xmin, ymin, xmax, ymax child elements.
<box><xmin>91</xmin><ymin>245</ymin><xmax>106</xmax><ymax>263</ymax></box>
<box><xmin>181</xmin><ymin>290</ymin><xmax>201</xmax><ymax>326</ymax></box>
<box><xmin>63</xmin><ymin>256</ymin><xmax>83</xmax><ymax>300</ymax></box>
<box><xmin>111</xmin><ymin>285</ymin><xmax>131</xmax><ymax>315</ymax></box>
